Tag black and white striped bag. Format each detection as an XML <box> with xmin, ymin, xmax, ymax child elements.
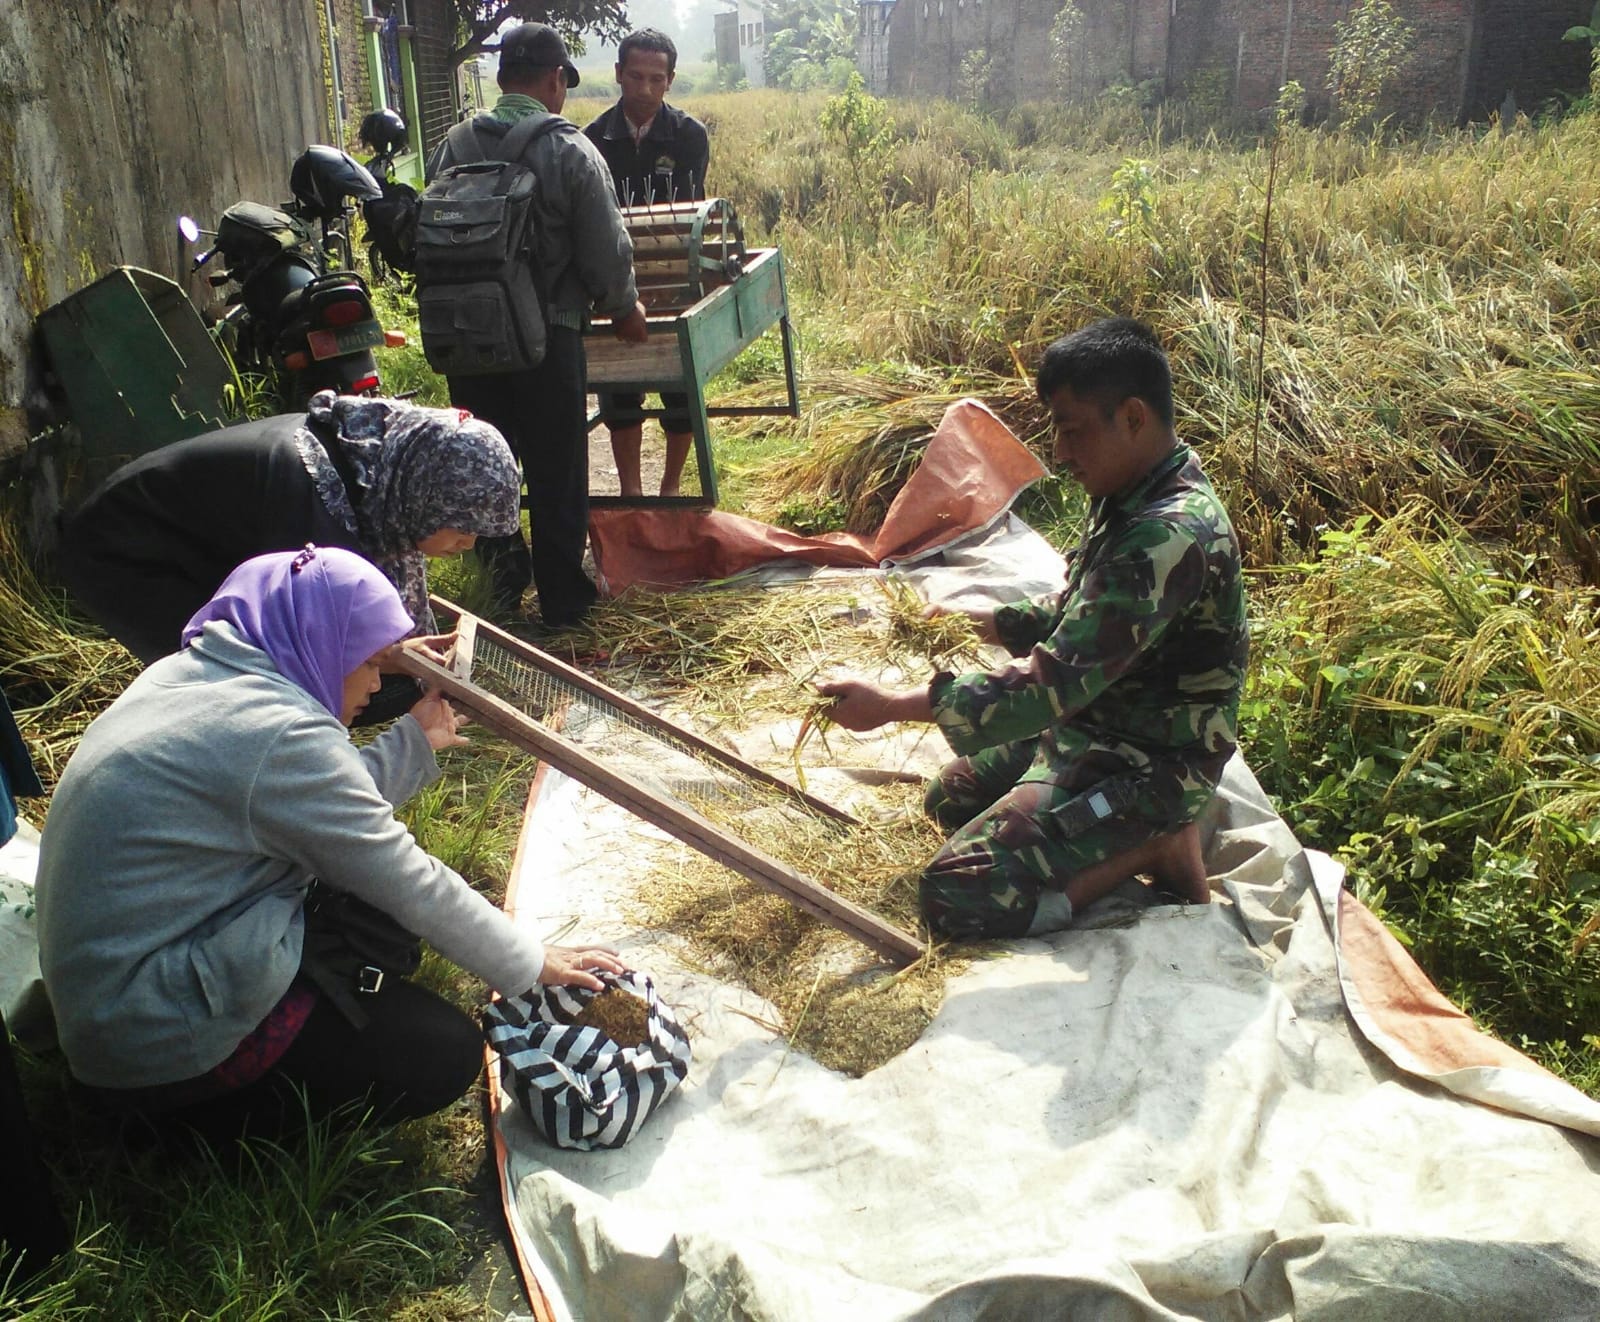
<box><xmin>483</xmin><ymin>970</ymin><xmax>692</xmax><ymax>1150</ymax></box>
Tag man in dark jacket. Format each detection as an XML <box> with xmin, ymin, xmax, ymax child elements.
<box><xmin>584</xmin><ymin>28</ymin><xmax>710</xmax><ymax>499</ymax></box>
<box><xmin>428</xmin><ymin>23</ymin><xmax>648</xmax><ymax>626</ymax></box>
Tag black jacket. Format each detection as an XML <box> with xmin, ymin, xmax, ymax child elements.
<box><xmin>583</xmin><ymin>100</ymin><xmax>709</xmax><ymax>207</ymax></box>
<box><xmin>55</xmin><ymin>415</ymin><xmax>353</xmax><ymax>664</ymax></box>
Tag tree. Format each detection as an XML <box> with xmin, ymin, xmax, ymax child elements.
<box><xmin>762</xmin><ymin>0</ymin><xmax>857</xmax><ymax>90</ymax></box>
<box><xmin>1048</xmin><ymin>2</ymin><xmax>1087</xmax><ymax>102</ymax></box>
<box><xmin>445</xmin><ymin>0</ymin><xmax>631</xmax><ymax>71</ymax></box>
<box><xmin>818</xmin><ymin>71</ymin><xmax>892</xmax><ymax>194</ymax></box>
<box><xmin>1325</xmin><ymin>0</ymin><xmax>1415</xmax><ymax>129</ymax></box>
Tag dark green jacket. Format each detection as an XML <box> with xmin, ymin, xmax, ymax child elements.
<box><xmin>930</xmin><ymin>444</ymin><xmax>1247</xmax><ymax>783</ymax></box>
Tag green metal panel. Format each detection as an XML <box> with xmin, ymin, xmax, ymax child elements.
<box><xmin>393</xmin><ymin>25</ymin><xmax>425</xmax><ymax>160</ymax></box>
<box><xmin>35</xmin><ymin>267</ymin><xmax>239</xmax><ymax>465</ymax></box>
<box><xmin>362</xmin><ymin>15</ymin><xmax>388</xmax><ymax>110</ymax></box>
<box><xmin>681</xmin><ymin>248</ymin><xmax>789</xmax><ymax>381</ymax></box>
<box><xmin>585</xmin><ymin>248</ymin><xmax>799</xmax><ymax>508</ymax></box>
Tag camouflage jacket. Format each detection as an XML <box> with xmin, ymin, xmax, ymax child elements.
<box><xmin>929</xmin><ymin>443</ymin><xmax>1247</xmax><ymax>782</ymax></box>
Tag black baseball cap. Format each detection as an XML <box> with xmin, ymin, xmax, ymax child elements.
<box><xmin>496</xmin><ymin>23</ymin><xmax>581</xmax><ymax>87</ymax></box>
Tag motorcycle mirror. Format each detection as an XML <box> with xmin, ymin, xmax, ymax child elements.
<box><xmin>177</xmin><ymin>215</ymin><xmax>202</xmax><ymax>245</ymax></box>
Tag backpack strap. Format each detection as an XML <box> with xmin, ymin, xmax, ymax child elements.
<box><xmin>496</xmin><ymin>110</ymin><xmax>571</xmax><ymax>164</ymax></box>
<box><xmin>446</xmin><ymin>112</ymin><xmax>569</xmax><ymax>170</ymax></box>
<box><xmin>445</xmin><ymin>117</ymin><xmax>489</xmax><ymax>164</ymax></box>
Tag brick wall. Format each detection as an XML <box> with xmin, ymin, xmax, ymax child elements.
<box><xmin>1464</xmin><ymin>0</ymin><xmax>1591</xmax><ymax>119</ymax></box>
<box><xmin>412</xmin><ymin>0</ymin><xmax>464</xmax><ymax>157</ymax></box>
<box><xmin>879</xmin><ymin>0</ymin><xmax>1593</xmax><ymax>123</ymax></box>
<box><xmin>886</xmin><ymin>0</ymin><xmax>1169</xmax><ymax>102</ymax></box>
<box><xmin>325</xmin><ymin>0</ymin><xmax>374</xmax><ymax>152</ymax></box>
<box><xmin>1170</xmin><ymin>0</ymin><xmax>1584</xmax><ymax>124</ymax></box>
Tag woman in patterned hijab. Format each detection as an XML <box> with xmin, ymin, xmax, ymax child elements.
<box><xmin>55</xmin><ymin>392</ymin><xmax>523</xmax><ymax>669</ymax></box>
<box><xmin>295</xmin><ymin>390</ymin><xmax>522</xmax><ymax>634</ymax></box>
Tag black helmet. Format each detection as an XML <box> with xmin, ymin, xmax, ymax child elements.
<box><xmin>289</xmin><ymin>145</ymin><xmax>381</xmax><ymax>219</ymax></box>
<box><xmin>359</xmin><ymin>108</ymin><xmax>409</xmax><ymax>154</ymax></box>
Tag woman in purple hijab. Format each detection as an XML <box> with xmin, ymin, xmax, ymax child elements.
<box><xmin>35</xmin><ymin>546</ymin><xmax>622</xmax><ymax>1145</ymax></box>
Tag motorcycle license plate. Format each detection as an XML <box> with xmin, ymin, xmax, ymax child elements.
<box><xmin>307</xmin><ymin>319</ymin><xmax>384</xmax><ymax>361</ymax></box>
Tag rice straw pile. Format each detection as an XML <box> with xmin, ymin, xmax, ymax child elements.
<box><xmin>545</xmin><ymin>576</ymin><xmax>997</xmax><ymax>1076</ymax></box>
<box><xmin>0</xmin><ymin>508</ymin><xmax>140</xmax><ymax>793</ymax></box>
<box><xmin>556</xmin><ymin>575</ymin><xmax>985</xmax><ymax>717</ymax></box>
<box><xmin>626</xmin><ymin>779</ymin><xmax>968</xmax><ymax>1078</ymax></box>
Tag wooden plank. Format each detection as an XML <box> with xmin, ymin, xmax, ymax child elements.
<box><xmin>392</xmin><ymin>649</ymin><xmax>923</xmax><ymax>966</ymax></box>
<box><xmin>584</xmin><ymin>331</ymin><xmax>687</xmax><ymax>386</ymax></box>
<box><xmin>450</xmin><ymin>614</ymin><xmax>477</xmax><ymax>682</ymax></box>
<box><xmin>586</xmin><ymin>249</ymin><xmax>784</xmax><ymax>388</ymax></box>
<box><xmin>682</xmin><ymin>249</ymin><xmax>785</xmax><ymax>380</ymax></box>
<box><xmin>429</xmin><ymin>596</ymin><xmax>856</xmax><ymax>824</ymax></box>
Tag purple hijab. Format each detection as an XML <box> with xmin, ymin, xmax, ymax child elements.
<box><xmin>180</xmin><ymin>545</ymin><xmax>415</xmax><ymax>718</ymax></box>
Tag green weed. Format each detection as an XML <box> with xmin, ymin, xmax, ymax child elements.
<box><xmin>1241</xmin><ymin>509</ymin><xmax>1600</xmax><ymax>1078</ymax></box>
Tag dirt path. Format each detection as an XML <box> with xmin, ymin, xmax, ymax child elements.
<box><xmin>586</xmin><ymin>399</ymin><xmax>671</xmax><ymax>499</ymax></box>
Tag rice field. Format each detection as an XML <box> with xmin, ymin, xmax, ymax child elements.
<box><xmin>676</xmin><ymin>86</ymin><xmax>1600</xmax><ymax>1090</ymax></box>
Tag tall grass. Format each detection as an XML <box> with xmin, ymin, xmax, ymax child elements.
<box><xmin>1242</xmin><ymin>507</ymin><xmax>1600</xmax><ymax>1087</ymax></box>
<box><xmin>694</xmin><ymin>92</ymin><xmax>1600</xmax><ymax>570</ymax></box>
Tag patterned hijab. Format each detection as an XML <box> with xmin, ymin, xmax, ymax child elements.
<box><xmin>293</xmin><ymin>391</ymin><xmax>521</xmax><ymax>632</ymax></box>
<box><xmin>181</xmin><ymin>545</ymin><xmax>414</xmax><ymax>720</ymax></box>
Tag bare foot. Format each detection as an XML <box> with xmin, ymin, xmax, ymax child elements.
<box><xmin>1148</xmin><ymin>822</ymin><xmax>1209</xmax><ymax>904</ymax></box>
<box><xmin>659</xmin><ymin>483</ymin><xmax>680</xmax><ymax>498</ymax></box>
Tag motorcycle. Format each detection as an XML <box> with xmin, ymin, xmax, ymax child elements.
<box><xmin>179</xmin><ymin>146</ymin><xmax>396</xmax><ymax>409</ymax></box>
<box><xmin>357</xmin><ymin>108</ymin><xmax>420</xmax><ymax>288</ymax></box>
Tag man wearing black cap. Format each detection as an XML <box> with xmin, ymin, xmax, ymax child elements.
<box><xmin>426</xmin><ymin>22</ymin><xmax>648</xmax><ymax>630</ymax></box>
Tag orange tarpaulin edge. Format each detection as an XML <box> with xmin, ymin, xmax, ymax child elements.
<box><xmin>589</xmin><ymin>398</ymin><xmax>1048</xmax><ymax>594</ymax></box>
<box><xmin>485</xmin><ymin>759</ymin><xmax>563</xmax><ymax>1322</ymax></box>
<box><xmin>1331</xmin><ymin>885</ymin><xmax>1600</xmax><ymax>1134</ymax></box>
<box><xmin>1336</xmin><ymin>890</ymin><xmax>1552</xmax><ymax>1078</ymax></box>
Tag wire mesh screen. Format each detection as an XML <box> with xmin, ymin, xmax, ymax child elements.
<box><xmin>420</xmin><ymin>607</ymin><xmax>920</xmax><ymax>963</ymax></box>
<box><xmin>467</xmin><ymin>632</ymin><xmax>824</xmax><ymax>822</ymax></box>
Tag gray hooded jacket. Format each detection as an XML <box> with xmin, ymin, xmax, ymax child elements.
<box><xmin>35</xmin><ymin>622</ymin><xmax>548</xmax><ymax>1089</ymax></box>
<box><xmin>426</xmin><ymin>95</ymin><xmax>638</xmax><ymax>328</ymax></box>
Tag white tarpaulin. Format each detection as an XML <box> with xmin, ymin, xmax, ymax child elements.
<box><xmin>486</xmin><ymin>529</ymin><xmax>1600</xmax><ymax>1321</ymax></box>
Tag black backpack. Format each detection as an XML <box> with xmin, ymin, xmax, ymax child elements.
<box><xmin>414</xmin><ymin>112</ymin><xmax>571</xmax><ymax>375</ymax></box>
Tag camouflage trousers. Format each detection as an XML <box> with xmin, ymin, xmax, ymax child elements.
<box><xmin>919</xmin><ymin>737</ymin><xmax>1225</xmax><ymax>941</ymax></box>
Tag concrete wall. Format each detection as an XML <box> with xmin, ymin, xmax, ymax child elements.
<box><xmin>858</xmin><ymin>0</ymin><xmax>895</xmax><ymax>95</ymax></box>
<box><xmin>0</xmin><ymin>0</ymin><xmax>326</xmax><ymax>459</ymax></box>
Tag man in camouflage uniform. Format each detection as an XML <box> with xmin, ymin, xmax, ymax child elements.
<box><xmin>819</xmin><ymin>318</ymin><xmax>1248</xmax><ymax>940</ymax></box>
